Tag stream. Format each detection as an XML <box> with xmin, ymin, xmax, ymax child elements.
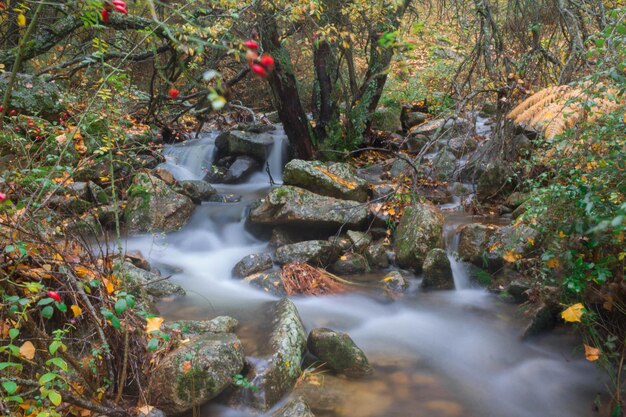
<box><xmin>123</xmin><ymin>127</ymin><xmax>603</xmax><ymax>417</ymax></box>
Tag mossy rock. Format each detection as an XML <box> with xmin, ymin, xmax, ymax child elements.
<box><xmin>0</xmin><ymin>73</ymin><xmax>64</xmax><ymax>118</ymax></box>
<box><xmin>422</xmin><ymin>248</ymin><xmax>454</xmax><ymax>290</ymax></box>
<box><xmin>307</xmin><ymin>328</ymin><xmax>373</xmax><ymax>378</ymax></box>
<box><xmin>393</xmin><ymin>202</ymin><xmax>444</xmax><ymax>271</ymax></box>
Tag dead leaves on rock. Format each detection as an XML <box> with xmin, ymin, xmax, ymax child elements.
<box><xmin>282</xmin><ymin>263</ymin><xmax>350</xmax><ymax>296</ymax></box>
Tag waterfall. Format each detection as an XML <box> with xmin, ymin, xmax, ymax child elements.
<box><xmin>158</xmin><ymin>132</ymin><xmax>218</xmax><ymax>181</ymax></box>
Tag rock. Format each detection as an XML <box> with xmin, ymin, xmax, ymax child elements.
<box><xmin>245</xmin><ymin>271</ymin><xmax>287</xmax><ymax>296</ymax></box>
<box><xmin>370</xmin><ymin>182</ymin><xmax>399</xmax><ymax>201</ymax></box>
<box><xmin>265</xmin><ymin>111</ymin><xmax>281</xmax><ymax>124</ymax></box>
<box><xmin>431</xmin><ymin>150</ymin><xmax>457</xmax><ymax>181</ymax></box>
<box><xmin>355</xmin><ymin>164</ymin><xmax>385</xmax><ymax>184</ymax></box>
<box><xmin>402</xmin><ymin>133</ymin><xmax>429</xmax><ymax>153</ymax></box>
<box><xmin>243</xmin><ymin>299</ymin><xmax>307</xmax><ymax>410</ymax></box>
<box><xmin>271</xmin><ymin>397</ymin><xmax>315</xmax><ymax>417</ymax></box>
<box><xmin>275</xmin><ymin>240</ymin><xmax>336</xmax><ymax>266</ymax></box>
<box><xmin>409</xmin><ymin>118</ymin><xmax>472</xmax><ymax>139</ymax></box>
<box><xmin>365</xmin><ymin>242</ymin><xmax>390</xmax><ymax>269</ymax></box>
<box><xmin>114</xmin><ymin>261</ymin><xmax>185</xmax><ymax>298</ymax></box>
<box><xmin>381</xmin><ymin>271</ymin><xmax>408</xmax><ymax>292</ymax></box>
<box><xmin>505</xmin><ymin>134</ymin><xmax>532</xmax><ymax>159</ymax></box>
<box><xmin>66</xmin><ymin>182</ymin><xmax>89</xmax><ymax>200</ymax></box>
<box><xmin>476</xmin><ymin>162</ymin><xmax>515</xmax><ymax>202</ymax></box>
<box><xmin>371</xmin><ymin>106</ymin><xmax>402</xmax><ymax>133</ymax></box>
<box><xmin>235</xmin><ymin>123</ymin><xmax>276</xmax><ymax>133</ymax></box>
<box><xmin>422</xmin><ymin>249</ymin><xmax>454</xmax><ymax>290</ymax></box>
<box><xmin>522</xmin><ymin>303</ymin><xmax>557</xmax><ymax>339</ymax></box>
<box><xmin>402</xmin><ymin>111</ymin><xmax>429</xmax><ymax>129</ymax></box>
<box><xmin>178</xmin><ymin>180</ymin><xmax>216</xmax><ymax>203</ymax></box>
<box><xmin>0</xmin><ymin>73</ymin><xmax>63</xmax><ymax>118</ymax></box>
<box><xmin>327</xmin><ymin>236</ymin><xmax>352</xmax><ymax>253</ymax></box>
<box><xmin>233</xmin><ymin>253</ymin><xmax>273</xmax><ymax>278</ymax></box>
<box><xmin>390</xmin><ymin>158</ymin><xmax>417</xmax><ymax>178</ymax></box>
<box><xmin>291</xmin><ymin>374</ymin><xmax>343</xmax><ymax>414</ymax></box>
<box><xmin>208</xmin><ymin>193</ymin><xmax>241</xmax><ymax>203</ymax></box>
<box><xmin>48</xmin><ymin>196</ymin><xmax>91</xmax><ymax>215</ymax></box>
<box><xmin>446</xmin><ymin>135</ymin><xmax>478</xmax><ymax>158</ymax></box>
<box><xmin>505</xmin><ymin>191</ymin><xmax>529</xmax><ymax>209</ymax></box>
<box><xmin>457</xmin><ymin>223</ymin><xmax>498</xmax><ymax>266</ymax></box>
<box><xmin>329</xmin><ymin>253</ymin><xmax>370</xmax><ymax>275</ymax></box>
<box><xmin>215</xmin><ymin>130</ymin><xmax>275</xmax><ymax>162</ymax></box>
<box><xmin>393</xmin><ymin>202</ymin><xmax>444</xmax><ymax>271</ymax></box>
<box><xmin>283</xmin><ymin>160</ymin><xmax>368</xmax><ymax>202</ymax></box>
<box><xmin>146</xmin><ymin>333</ymin><xmax>245</xmax><ymax>415</ymax></box>
<box><xmin>124</xmin><ymin>173</ymin><xmax>195</xmax><ymax>234</ymax></box>
<box><xmin>223</xmin><ymin>156</ymin><xmax>260</xmax><ymax>184</ymax></box>
<box><xmin>88</xmin><ymin>181</ymin><xmax>109</xmax><ymax>204</ymax></box>
<box><xmin>249</xmin><ymin>186</ymin><xmax>369</xmax><ymax>230</ymax></box>
<box><xmin>307</xmin><ymin>328</ymin><xmax>373</xmax><ymax>378</ymax></box>
<box><xmin>164</xmin><ymin>316</ymin><xmax>239</xmax><ymax>336</ymax></box>
<box><xmin>136</xmin><ymin>406</ymin><xmax>166</xmax><ymax>417</ymax></box>
<box><xmin>506</xmin><ymin>280</ymin><xmax>531</xmax><ymax>303</ymax></box>
<box><xmin>152</xmin><ymin>167</ymin><xmax>176</xmax><ymax>185</ymax></box>
<box><xmin>346</xmin><ymin>230</ymin><xmax>372</xmax><ymax>251</ymax></box>
<box><xmin>125</xmin><ymin>250</ymin><xmax>151</xmax><ymax>271</ymax></box>
<box><xmin>491</xmin><ymin>225</ymin><xmax>539</xmax><ymax>261</ymax></box>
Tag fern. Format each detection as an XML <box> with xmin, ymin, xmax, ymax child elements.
<box><xmin>508</xmin><ymin>85</ymin><xmax>621</xmax><ymax>139</ymax></box>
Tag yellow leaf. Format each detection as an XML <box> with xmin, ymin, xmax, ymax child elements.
<box><xmin>561</xmin><ymin>303</ymin><xmax>585</xmax><ymax>323</ymax></box>
<box><xmin>546</xmin><ymin>258</ymin><xmax>560</xmax><ymax>269</ymax></box>
<box><xmin>137</xmin><ymin>405</ymin><xmax>154</xmax><ymax>416</ymax></box>
<box><xmin>526</xmin><ymin>237</ymin><xmax>535</xmax><ymax>246</ymax></box>
<box><xmin>145</xmin><ymin>317</ymin><xmax>164</xmax><ymax>333</ymax></box>
<box><xmin>71</xmin><ymin>305</ymin><xmax>83</xmax><ymax>317</ymax></box>
<box><xmin>17</xmin><ymin>13</ymin><xmax>26</xmax><ymax>27</ymax></box>
<box><xmin>503</xmin><ymin>250</ymin><xmax>521</xmax><ymax>263</ymax></box>
<box><xmin>20</xmin><ymin>341</ymin><xmax>36</xmax><ymax>359</ymax></box>
<box><xmin>584</xmin><ymin>344</ymin><xmax>600</xmax><ymax>361</ymax></box>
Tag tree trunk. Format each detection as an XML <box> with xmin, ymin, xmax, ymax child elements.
<box><xmin>313</xmin><ymin>40</ymin><xmax>339</xmax><ymax>142</ymax></box>
<box><xmin>259</xmin><ymin>14</ymin><xmax>315</xmax><ymax>159</ymax></box>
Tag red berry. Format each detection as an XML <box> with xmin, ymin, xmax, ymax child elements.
<box><xmin>47</xmin><ymin>291</ymin><xmax>61</xmax><ymax>303</ymax></box>
<box><xmin>0</xmin><ymin>105</ymin><xmax>3</xmax><ymax>113</ymax></box>
<box><xmin>101</xmin><ymin>9</ymin><xmax>109</xmax><ymax>23</ymax></box>
<box><xmin>250</xmin><ymin>63</ymin><xmax>269</xmax><ymax>78</ymax></box>
<box><xmin>260</xmin><ymin>54</ymin><xmax>275</xmax><ymax>71</ymax></box>
<box><xmin>245</xmin><ymin>49</ymin><xmax>259</xmax><ymax>63</ymax></box>
<box><xmin>9</xmin><ymin>109</ymin><xmax>16</xmax><ymax>116</ymax></box>
<box><xmin>112</xmin><ymin>0</ymin><xmax>127</xmax><ymax>14</ymax></box>
<box><xmin>0</xmin><ymin>192</ymin><xmax>6</xmax><ymax>202</ymax></box>
<box><xmin>168</xmin><ymin>88</ymin><xmax>180</xmax><ymax>99</ymax></box>
<box><xmin>244</xmin><ymin>40</ymin><xmax>259</xmax><ymax>50</ymax></box>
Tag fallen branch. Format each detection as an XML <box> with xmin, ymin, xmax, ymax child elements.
<box><xmin>281</xmin><ymin>263</ymin><xmax>350</xmax><ymax>296</ymax></box>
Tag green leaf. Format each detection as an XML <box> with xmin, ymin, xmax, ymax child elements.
<box><xmin>147</xmin><ymin>338</ymin><xmax>159</xmax><ymax>352</ymax></box>
<box><xmin>126</xmin><ymin>295</ymin><xmax>136</xmax><ymax>309</ymax></box>
<box><xmin>46</xmin><ymin>357</ymin><xmax>68</xmax><ymax>371</ymax></box>
<box><xmin>109</xmin><ymin>315</ymin><xmax>121</xmax><ymax>330</ymax></box>
<box><xmin>7</xmin><ymin>395</ymin><xmax>23</xmax><ymax>404</ymax></box>
<box><xmin>0</xmin><ymin>362</ymin><xmax>23</xmax><ymax>371</ymax></box>
<box><xmin>49</xmin><ymin>341</ymin><xmax>62</xmax><ymax>355</ymax></box>
<box><xmin>9</xmin><ymin>328</ymin><xmax>19</xmax><ymax>339</ymax></box>
<box><xmin>37</xmin><ymin>298</ymin><xmax>55</xmax><ymax>306</ymax></box>
<box><xmin>55</xmin><ymin>302</ymin><xmax>67</xmax><ymax>313</ymax></box>
<box><xmin>38</xmin><ymin>372</ymin><xmax>57</xmax><ymax>385</ymax></box>
<box><xmin>114</xmin><ymin>298</ymin><xmax>127</xmax><ymax>315</ymax></box>
<box><xmin>2</xmin><ymin>380</ymin><xmax>17</xmax><ymax>394</ymax></box>
<box><xmin>41</xmin><ymin>306</ymin><xmax>54</xmax><ymax>319</ymax></box>
<box><xmin>48</xmin><ymin>390</ymin><xmax>62</xmax><ymax>406</ymax></box>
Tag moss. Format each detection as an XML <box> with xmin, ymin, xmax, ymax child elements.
<box><xmin>175</xmin><ymin>366</ymin><xmax>213</xmax><ymax>403</ymax></box>
<box><xmin>126</xmin><ymin>184</ymin><xmax>151</xmax><ymax>209</ymax></box>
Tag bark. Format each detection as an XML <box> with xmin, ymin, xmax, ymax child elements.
<box><xmin>259</xmin><ymin>13</ymin><xmax>315</xmax><ymax>159</ymax></box>
<box><xmin>313</xmin><ymin>40</ymin><xmax>339</xmax><ymax>142</ymax></box>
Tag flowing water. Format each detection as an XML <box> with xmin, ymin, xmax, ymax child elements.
<box><xmin>124</xmin><ymin>128</ymin><xmax>603</xmax><ymax>417</ymax></box>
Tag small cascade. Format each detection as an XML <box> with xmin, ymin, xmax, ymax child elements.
<box><xmin>159</xmin><ymin>132</ymin><xmax>218</xmax><ymax>181</ymax></box>
<box><xmin>264</xmin><ymin>127</ymin><xmax>289</xmax><ymax>184</ymax></box>
<box><xmin>442</xmin><ymin>215</ymin><xmax>473</xmax><ymax>290</ymax></box>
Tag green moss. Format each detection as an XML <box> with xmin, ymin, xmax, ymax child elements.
<box><xmin>175</xmin><ymin>366</ymin><xmax>213</xmax><ymax>403</ymax></box>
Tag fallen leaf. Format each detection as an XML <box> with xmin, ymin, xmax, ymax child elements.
<box><xmin>561</xmin><ymin>303</ymin><xmax>585</xmax><ymax>323</ymax></box>
<box><xmin>20</xmin><ymin>341</ymin><xmax>36</xmax><ymax>359</ymax></box>
<box><xmin>546</xmin><ymin>258</ymin><xmax>560</xmax><ymax>269</ymax></box>
<box><xmin>182</xmin><ymin>361</ymin><xmax>192</xmax><ymax>374</ymax></box>
<box><xmin>137</xmin><ymin>405</ymin><xmax>154</xmax><ymax>416</ymax></box>
<box><xmin>584</xmin><ymin>344</ymin><xmax>600</xmax><ymax>361</ymax></box>
<box><xmin>503</xmin><ymin>250</ymin><xmax>522</xmax><ymax>263</ymax></box>
<box><xmin>145</xmin><ymin>317</ymin><xmax>164</xmax><ymax>333</ymax></box>
<box><xmin>71</xmin><ymin>305</ymin><xmax>83</xmax><ymax>317</ymax></box>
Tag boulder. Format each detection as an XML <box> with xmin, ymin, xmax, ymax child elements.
<box><xmin>393</xmin><ymin>202</ymin><xmax>444</xmax><ymax>271</ymax></box>
<box><xmin>114</xmin><ymin>261</ymin><xmax>185</xmax><ymax>298</ymax></box>
<box><xmin>346</xmin><ymin>230</ymin><xmax>372</xmax><ymax>251</ymax></box>
<box><xmin>233</xmin><ymin>253</ymin><xmax>273</xmax><ymax>278</ymax></box>
<box><xmin>409</xmin><ymin>118</ymin><xmax>472</xmax><ymax>139</ymax></box>
<box><xmin>402</xmin><ymin>111</ymin><xmax>429</xmax><ymax>129</ymax></box>
<box><xmin>371</xmin><ymin>106</ymin><xmax>402</xmax><ymax>133</ymax></box>
<box><xmin>241</xmin><ymin>299</ymin><xmax>307</xmax><ymax>410</ymax></box>
<box><xmin>178</xmin><ymin>180</ymin><xmax>216</xmax><ymax>203</ymax></box>
<box><xmin>381</xmin><ymin>271</ymin><xmax>408</xmax><ymax>292</ymax></box>
<box><xmin>215</xmin><ymin>130</ymin><xmax>275</xmax><ymax>162</ymax></box>
<box><xmin>307</xmin><ymin>328</ymin><xmax>373</xmax><ymax>378</ymax></box>
<box><xmin>365</xmin><ymin>242</ymin><xmax>390</xmax><ymax>269</ymax></box>
<box><xmin>65</xmin><ymin>182</ymin><xmax>89</xmax><ymax>200</ymax></box>
<box><xmin>275</xmin><ymin>241</ymin><xmax>336</xmax><ymax>266</ymax></box>
<box><xmin>422</xmin><ymin>248</ymin><xmax>454</xmax><ymax>290</ymax></box>
<box><xmin>87</xmin><ymin>181</ymin><xmax>109</xmax><ymax>204</ymax></box>
<box><xmin>163</xmin><ymin>316</ymin><xmax>239</xmax><ymax>336</ymax></box>
<box><xmin>0</xmin><ymin>73</ymin><xmax>64</xmax><ymax>118</ymax></box>
<box><xmin>329</xmin><ymin>253</ymin><xmax>370</xmax><ymax>275</ymax></box>
<box><xmin>446</xmin><ymin>135</ymin><xmax>478</xmax><ymax>158</ymax></box>
<box><xmin>457</xmin><ymin>223</ymin><xmax>498</xmax><ymax>266</ymax></box>
<box><xmin>48</xmin><ymin>196</ymin><xmax>91</xmax><ymax>215</ymax></box>
<box><xmin>249</xmin><ymin>186</ymin><xmax>369</xmax><ymax>230</ymax></box>
<box><xmin>124</xmin><ymin>172</ymin><xmax>194</xmax><ymax>234</ymax></box>
<box><xmin>431</xmin><ymin>150</ymin><xmax>457</xmax><ymax>181</ymax></box>
<box><xmin>283</xmin><ymin>160</ymin><xmax>368</xmax><ymax>202</ymax></box>
<box><xmin>271</xmin><ymin>397</ymin><xmax>315</xmax><ymax>417</ymax></box>
<box><xmin>146</xmin><ymin>333</ymin><xmax>245</xmax><ymax>415</ymax></box>
<box><xmin>223</xmin><ymin>156</ymin><xmax>260</xmax><ymax>184</ymax></box>
<box><xmin>522</xmin><ymin>302</ymin><xmax>558</xmax><ymax>339</ymax></box>
<box><xmin>476</xmin><ymin>162</ymin><xmax>515</xmax><ymax>201</ymax></box>
<box><xmin>245</xmin><ymin>271</ymin><xmax>287</xmax><ymax>297</ymax></box>
<box><xmin>327</xmin><ymin>235</ymin><xmax>352</xmax><ymax>253</ymax></box>
<box><xmin>402</xmin><ymin>133</ymin><xmax>429</xmax><ymax>153</ymax></box>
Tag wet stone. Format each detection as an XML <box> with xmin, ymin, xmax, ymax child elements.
<box><xmin>233</xmin><ymin>253</ymin><xmax>273</xmax><ymax>278</ymax></box>
<box><xmin>307</xmin><ymin>327</ymin><xmax>373</xmax><ymax>378</ymax></box>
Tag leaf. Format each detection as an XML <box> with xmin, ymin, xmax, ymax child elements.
<box><xmin>503</xmin><ymin>250</ymin><xmax>522</xmax><ymax>263</ymax></box>
<box><xmin>19</xmin><ymin>341</ymin><xmax>36</xmax><ymax>359</ymax></box>
<box><xmin>145</xmin><ymin>317</ymin><xmax>164</xmax><ymax>333</ymax></box>
<box><xmin>39</xmin><ymin>372</ymin><xmax>57</xmax><ymax>385</ymax></box>
<box><xmin>137</xmin><ymin>406</ymin><xmax>154</xmax><ymax>415</ymax></box>
<box><xmin>584</xmin><ymin>344</ymin><xmax>600</xmax><ymax>361</ymax></box>
<box><xmin>546</xmin><ymin>258</ymin><xmax>560</xmax><ymax>269</ymax></box>
<box><xmin>41</xmin><ymin>306</ymin><xmax>54</xmax><ymax>319</ymax></box>
<box><xmin>114</xmin><ymin>299</ymin><xmax>127</xmax><ymax>315</ymax></box>
<box><xmin>2</xmin><ymin>380</ymin><xmax>17</xmax><ymax>395</ymax></box>
<box><xmin>9</xmin><ymin>328</ymin><xmax>19</xmax><ymax>339</ymax></box>
<box><xmin>147</xmin><ymin>338</ymin><xmax>159</xmax><ymax>352</ymax></box>
<box><xmin>16</xmin><ymin>13</ymin><xmax>26</xmax><ymax>27</ymax></box>
<box><xmin>48</xmin><ymin>390</ymin><xmax>62</xmax><ymax>406</ymax></box>
<box><xmin>561</xmin><ymin>303</ymin><xmax>585</xmax><ymax>323</ymax></box>
<box><xmin>71</xmin><ymin>304</ymin><xmax>83</xmax><ymax>317</ymax></box>
<box><xmin>109</xmin><ymin>315</ymin><xmax>121</xmax><ymax>330</ymax></box>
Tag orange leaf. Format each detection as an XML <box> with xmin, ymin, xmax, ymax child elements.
<box><xmin>561</xmin><ymin>303</ymin><xmax>585</xmax><ymax>323</ymax></box>
<box><xmin>71</xmin><ymin>305</ymin><xmax>83</xmax><ymax>317</ymax></box>
<box><xmin>145</xmin><ymin>317</ymin><xmax>164</xmax><ymax>333</ymax></box>
<box><xmin>20</xmin><ymin>341</ymin><xmax>36</xmax><ymax>359</ymax></box>
<box><xmin>584</xmin><ymin>344</ymin><xmax>600</xmax><ymax>361</ymax></box>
